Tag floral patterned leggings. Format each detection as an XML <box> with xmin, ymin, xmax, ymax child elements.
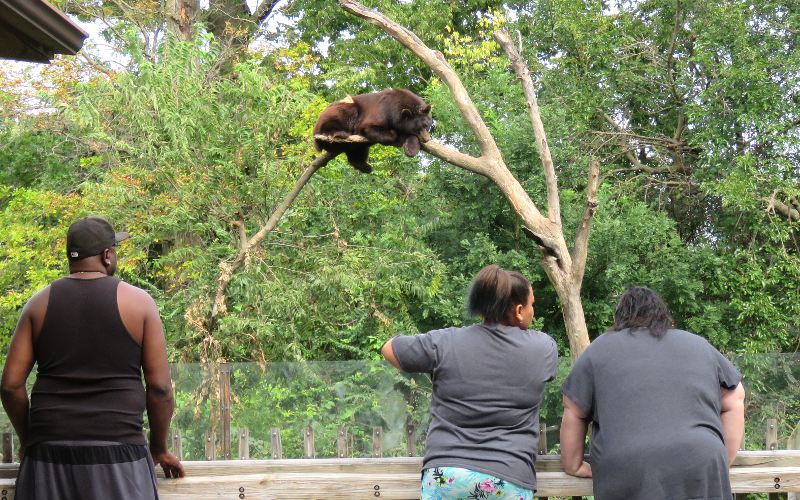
<box><xmin>421</xmin><ymin>466</ymin><xmax>534</xmax><ymax>500</ymax></box>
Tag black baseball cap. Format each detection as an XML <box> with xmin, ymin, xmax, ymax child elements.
<box><xmin>66</xmin><ymin>216</ymin><xmax>129</xmax><ymax>261</ymax></box>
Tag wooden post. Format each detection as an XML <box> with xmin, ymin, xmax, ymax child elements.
<box><xmin>767</xmin><ymin>419</ymin><xmax>779</xmax><ymax>452</ymax></box>
<box><xmin>204</xmin><ymin>429</ymin><xmax>216</xmax><ymax>460</ymax></box>
<box><xmin>303</xmin><ymin>426</ymin><xmax>315</xmax><ymax>459</ymax></box>
<box><xmin>270</xmin><ymin>427</ymin><xmax>282</xmax><ymax>459</ymax></box>
<box><xmin>337</xmin><ymin>426</ymin><xmax>349</xmax><ymax>458</ymax></box>
<box><xmin>372</xmin><ymin>427</ymin><xmax>383</xmax><ymax>458</ymax></box>
<box><xmin>405</xmin><ymin>420</ymin><xmax>416</xmax><ymax>457</ymax></box>
<box><xmin>2</xmin><ymin>433</ymin><xmax>12</xmax><ymax>463</ymax></box>
<box><xmin>538</xmin><ymin>422</ymin><xmax>548</xmax><ymax>455</ymax></box>
<box><xmin>238</xmin><ymin>427</ymin><xmax>250</xmax><ymax>460</ymax></box>
<box><xmin>171</xmin><ymin>429</ymin><xmax>182</xmax><ymax>460</ymax></box>
<box><xmin>219</xmin><ymin>363</ymin><xmax>232</xmax><ymax>460</ymax></box>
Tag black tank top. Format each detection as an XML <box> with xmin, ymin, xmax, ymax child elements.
<box><xmin>28</xmin><ymin>276</ymin><xmax>147</xmax><ymax>447</ymax></box>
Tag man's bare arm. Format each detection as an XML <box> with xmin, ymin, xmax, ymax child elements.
<box><xmin>1</xmin><ymin>292</ymin><xmax>42</xmax><ymax>457</ymax></box>
<box><xmin>139</xmin><ymin>290</ymin><xmax>184</xmax><ymax>478</ymax></box>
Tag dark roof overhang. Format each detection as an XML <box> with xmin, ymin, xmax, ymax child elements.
<box><xmin>0</xmin><ymin>0</ymin><xmax>88</xmax><ymax>63</ymax></box>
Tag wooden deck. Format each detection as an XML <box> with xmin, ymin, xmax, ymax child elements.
<box><xmin>0</xmin><ymin>451</ymin><xmax>797</xmax><ymax>498</ymax></box>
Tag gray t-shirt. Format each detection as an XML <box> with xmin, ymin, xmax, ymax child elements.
<box><xmin>391</xmin><ymin>323</ymin><xmax>558</xmax><ymax>490</ymax></box>
<box><xmin>561</xmin><ymin>328</ymin><xmax>742</xmax><ymax>500</ymax></box>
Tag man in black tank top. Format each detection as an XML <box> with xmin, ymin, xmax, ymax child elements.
<box><xmin>1</xmin><ymin>216</ymin><xmax>184</xmax><ymax>499</ymax></box>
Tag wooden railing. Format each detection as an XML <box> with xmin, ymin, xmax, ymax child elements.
<box><xmin>0</xmin><ymin>451</ymin><xmax>797</xmax><ymax>499</ymax></box>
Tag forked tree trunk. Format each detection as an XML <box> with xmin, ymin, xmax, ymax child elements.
<box><xmin>339</xmin><ymin>0</ymin><xmax>599</xmax><ymax>361</ymax></box>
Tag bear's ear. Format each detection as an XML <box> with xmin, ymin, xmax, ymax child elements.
<box><xmin>401</xmin><ymin>108</ymin><xmax>412</xmax><ymax>119</ymax></box>
<box><xmin>420</xmin><ymin>104</ymin><xmax>431</xmax><ymax>114</ymax></box>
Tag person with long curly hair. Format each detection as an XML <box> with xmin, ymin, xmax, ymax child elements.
<box><xmin>560</xmin><ymin>286</ymin><xmax>745</xmax><ymax>500</ymax></box>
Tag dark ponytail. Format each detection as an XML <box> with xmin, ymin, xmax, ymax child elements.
<box><xmin>467</xmin><ymin>264</ymin><xmax>531</xmax><ymax>324</ymax></box>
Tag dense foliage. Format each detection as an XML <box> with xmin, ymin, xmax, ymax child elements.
<box><xmin>2</xmin><ymin>0</ymin><xmax>798</xmax><ymax>465</ymax></box>
<box><xmin>2</xmin><ymin>0</ymin><xmax>797</xmax><ymax>361</ymax></box>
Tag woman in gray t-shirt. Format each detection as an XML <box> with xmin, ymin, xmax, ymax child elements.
<box><xmin>381</xmin><ymin>264</ymin><xmax>558</xmax><ymax>499</ymax></box>
<box><xmin>560</xmin><ymin>286</ymin><xmax>746</xmax><ymax>500</ymax></box>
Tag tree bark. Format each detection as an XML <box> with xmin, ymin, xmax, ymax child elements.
<box><xmin>211</xmin><ymin>151</ymin><xmax>335</xmax><ymax>320</ymax></box>
<box><xmin>166</xmin><ymin>0</ymin><xmax>199</xmax><ymax>41</ymax></box>
<box><xmin>339</xmin><ymin>0</ymin><xmax>599</xmax><ymax>361</ymax></box>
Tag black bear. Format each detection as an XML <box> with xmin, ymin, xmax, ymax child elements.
<box><xmin>313</xmin><ymin>88</ymin><xmax>433</xmax><ymax>173</ymax></box>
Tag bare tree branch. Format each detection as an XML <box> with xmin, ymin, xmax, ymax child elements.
<box><xmin>495</xmin><ymin>30</ymin><xmax>562</xmax><ymax>227</ymax></box>
<box><xmin>211</xmin><ymin>151</ymin><xmax>335</xmax><ymax>318</ymax></box>
<box><xmin>252</xmin><ymin>0</ymin><xmax>280</xmax><ymax>25</ymax></box>
<box><xmin>420</xmin><ymin>140</ymin><xmax>492</xmax><ymax>177</ymax></box>
<box><xmin>571</xmin><ymin>159</ymin><xmax>600</xmax><ymax>285</ymax></box>
<box><xmin>338</xmin><ymin>0</ymin><xmax>502</xmax><ymax>163</ymax></box>
<box><xmin>767</xmin><ymin>196</ymin><xmax>800</xmax><ymax>222</ymax></box>
<box><xmin>338</xmin><ymin>0</ymin><xmax>598</xmax><ymax>360</ymax></box>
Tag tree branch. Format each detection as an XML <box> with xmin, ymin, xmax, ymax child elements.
<box><xmin>767</xmin><ymin>196</ymin><xmax>800</xmax><ymax>222</ymax></box>
<box><xmin>420</xmin><ymin>140</ymin><xmax>492</xmax><ymax>177</ymax></box>
<box><xmin>338</xmin><ymin>0</ymin><xmax>560</xmax><ymax>249</ymax></box>
<box><xmin>495</xmin><ymin>30</ymin><xmax>562</xmax><ymax>227</ymax></box>
<box><xmin>252</xmin><ymin>0</ymin><xmax>280</xmax><ymax>25</ymax></box>
<box><xmin>211</xmin><ymin>151</ymin><xmax>335</xmax><ymax>318</ymax></box>
<box><xmin>338</xmin><ymin>0</ymin><xmax>502</xmax><ymax>163</ymax></box>
<box><xmin>571</xmin><ymin>159</ymin><xmax>600</xmax><ymax>285</ymax></box>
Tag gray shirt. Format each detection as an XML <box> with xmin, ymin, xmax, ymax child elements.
<box><xmin>391</xmin><ymin>324</ymin><xmax>558</xmax><ymax>490</ymax></box>
<box><xmin>562</xmin><ymin>328</ymin><xmax>742</xmax><ymax>500</ymax></box>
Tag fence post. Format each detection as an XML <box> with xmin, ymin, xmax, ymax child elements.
<box><xmin>303</xmin><ymin>426</ymin><xmax>315</xmax><ymax>459</ymax></box>
<box><xmin>767</xmin><ymin>418</ymin><xmax>778</xmax><ymax>452</ymax></box>
<box><xmin>270</xmin><ymin>427</ymin><xmax>283</xmax><ymax>459</ymax></box>
<box><xmin>2</xmin><ymin>433</ymin><xmax>12</xmax><ymax>463</ymax></box>
<box><xmin>766</xmin><ymin>419</ymin><xmax>782</xmax><ymax>500</ymax></box>
<box><xmin>238</xmin><ymin>427</ymin><xmax>250</xmax><ymax>460</ymax></box>
<box><xmin>219</xmin><ymin>363</ymin><xmax>232</xmax><ymax>460</ymax></box>
<box><xmin>337</xmin><ymin>426</ymin><xmax>349</xmax><ymax>458</ymax></box>
<box><xmin>171</xmin><ymin>429</ymin><xmax>182</xmax><ymax>460</ymax></box>
<box><xmin>372</xmin><ymin>427</ymin><xmax>383</xmax><ymax>458</ymax></box>
<box><xmin>205</xmin><ymin>429</ymin><xmax>216</xmax><ymax>460</ymax></box>
<box><xmin>405</xmin><ymin>419</ymin><xmax>416</xmax><ymax>457</ymax></box>
<box><xmin>538</xmin><ymin>422</ymin><xmax>548</xmax><ymax>455</ymax></box>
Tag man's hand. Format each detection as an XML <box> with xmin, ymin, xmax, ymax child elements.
<box><xmin>151</xmin><ymin>450</ymin><xmax>185</xmax><ymax>478</ymax></box>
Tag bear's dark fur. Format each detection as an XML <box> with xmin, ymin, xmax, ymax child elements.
<box><xmin>313</xmin><ymin>88</ymin><xmax>433</xmax><ymax>173</ymax></box>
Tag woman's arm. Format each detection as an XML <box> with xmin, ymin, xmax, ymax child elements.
<box><xmin>720</xmin><ymin>382</ymin><xmax>745</xmax><ymax>466</ymax></box>
<box><xmin>380</xmin><ymin>338</ymin><xmax>401</xmax><ymax>369</ymax></box>
<box><xmin>560</xmin><ymin>394</ymin><xmax>592</xmax><ymax>478</ymax></box>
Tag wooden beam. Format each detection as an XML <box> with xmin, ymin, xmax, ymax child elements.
<box><xmin>0</xmin><ymin>453</ymin><xmax>797</xmax><ymax>498</ymax></box>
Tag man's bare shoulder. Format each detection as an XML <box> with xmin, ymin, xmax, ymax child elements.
<box><xmin>117</xmin><ymin>280</ymin><xmax>157</xmax><ymax>308</ymax></box>
<box><xmin>23</xmin><ymin>284</ymin><xmax>52</xmax><ymax>316</ymax></box>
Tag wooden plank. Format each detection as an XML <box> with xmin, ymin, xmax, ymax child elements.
<box><xmin>538</xmin><ymin>422</ymin><xmax>548</xmax><ymax>455</ymax></box>
<box><xmin>239</xmin><ymin>428</ymin><xmax>250</xmax><ymax>460</ymax></box>
<box><xmin>0</xmin><ymin>451</ymin><xmax>795</xmax><ymax>480</ymax></box>
<box><xmin>337</xmin><ymin>426</ymin><xmax>348</xmax><ymax>458</ymax></box>
<box><xmin>0</xmin><ymin>461</ymin><xmax>799</xmax><ymax>498</ymax></box>
<box><xmin>204</xmin><ymin>429</ymin><xmax>216</xmax><ymax>461</ymax></box>
<box><xmin>155</xmin><ymin>473</ymin><xmax>422</xmax><ymax>500</ymax></box>
<box><xmin>372</xmin><ymin>427</ymin><xmax>383</xmax><ymax>458</ymax></box>
<box><xmin>270</xmin><ymin>427</ymin><xmax>282</xmax><ymax>460</ymax></box>
<box><xmin>768</xmin><ymin>419</ymin><xmax>780</xmax><ymax>452</ymax></box>
<box><xmin>171</xmin><ymin>429</ymin><xmax>182</xmax><ymax>461</ymax></box>
<box><xmin>303</xmin><ymin>427</ymin><xmax>315</xmax><ymax>459</ymax></box>
<box><xmin>1</xmin><ymin>434</ymin><xmax>11</xmax><ymax>464</ymax></box>
<box><xmin>730</xmin><ymin>467</ymin><xmax>800</xmax><ymax>493</ymax></box>
<box><xmin>405</xmin><ymin>420</ymin><xmax>415</xmax><ymax>457</ymax></box>
<box><xmin>219</xmin><ymin>363</ymin><xmax>232</xmax><ymax>460</ymax></box>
